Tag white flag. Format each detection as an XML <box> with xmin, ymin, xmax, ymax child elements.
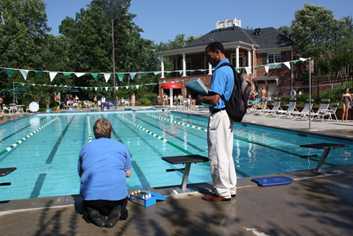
<box><xmin>20</xmin><ymin>69</ymin><xmax>29</xmax><ymax>80</ymax></box>
<box><xmin>75</xmin><ymin>72</ymin><xmax>85</xmax><ymax>78</ymax></box>
<box><xmin>103</xmin><ymin>73</ymin><xmax>111</xmax><ymax>83</ymax></box>
<box><xmin>283</xmin><ymin>62</ymin><xmax>291</xmax><ymax>70</ymax></box>
<box><xmin>264</xmin><ymin>65</ymin><xmax>269</xmax><ymax>73</ymax></box>
<box><xmin>105</xmin><ymin>87</ymin><xmax>109</xmax><ymax>91</ymax></box>
<box><xmin>49</xmin><ymin>72</ymin><xmax>58</xmax><ymax>82</ymax></box>
<box><xmin>245</xmin><ymin>67</ymin><xmax>252</xmax><ymax>75</ymax></box>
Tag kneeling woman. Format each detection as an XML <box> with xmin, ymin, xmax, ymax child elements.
<box><xmin>78</xmin><ymin>118</ymin><xmax>132</xmax><ymax>228</ymax></box>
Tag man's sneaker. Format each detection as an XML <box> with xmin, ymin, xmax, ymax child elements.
<box><xmin>105</xmin><ymin>206</ymin><xmax>121</xmax><ymax>228</ymax></box>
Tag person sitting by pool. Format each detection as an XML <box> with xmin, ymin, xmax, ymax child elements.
<box><xmin>78</xmin><ymin>118</ymin><xmax>132</xmax><ymax>228</ymax></box>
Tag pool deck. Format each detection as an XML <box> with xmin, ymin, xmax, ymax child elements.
<box><xmin>0</xmin><ymin>167</ymin><xmax>352</xmax><ymax>236</ymax></box>
<box><xmin>181</xmin><ymin>110</ymin><xmax>353</xmax><ymax>139</ymax></box>
<box><xmin>0</xmin><ymin>110</ymin><xmax>353</xmax><ymax>235</ymax></box>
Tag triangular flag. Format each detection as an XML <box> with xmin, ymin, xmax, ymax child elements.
<box><xmin>264</xmin><ymin>65</ymin><xmax>269</xmax><ymax>73</ymax></box>
<box><xmin>115</xmin><ymin>87</ymin><xmax>119</xmax><ymax>91</ymax></box>
<box><xmin>63</xmin><ymin>72</ymin><xmax>73</xmax><ymax>78</ymax></box>
<box><xmin>153</xmin><ymin>71</ymin><xmax>161</xmax><ymax>76</ymax></box>
<box><xmin>283</xmin><ymin>62</ymin><xmax>291</xmax><ymax>70</ymax></box>
<box><xmin>129</xmin><ymin>72</ymin><xmax>137</xmax><ymax>80</ymax></box>
<box><xmin>75</xmin><ymin>72</ymin><xmax>85</xmax><ymax>78</ymax></box>
<box><xmin>103</xmin><ymin>73</ymin><xmax>111</xmax><ymax>83</ymax></box>
<box><xmin>136</xmin><ymin>85</ymin><xmax>140</xmax><ymax>89</ymax></box>
<box><xmin>5</xmin><ymin>69</ymin><xmax>16</xmax><ymax>78</ymax></box>
<box><xmin>19</xmin><ymin>69</ymin><xmax>29</xmax><ymax>80</ymax></box>
<box><xmin>116</xmin><ymin>73</ymin><xmax>125</xmax><ymax>81</ymax></box>
<box><xmin>125</xmin><ymin>86</ymin><xmax>129</xmax><ymax>89</ymax></box>
<box><xmin>91</xmin><ymin>73</ymin><xmax>99</xmax><ymax>80</ymax></box>
<box><xmin>245</xmin><ymin>67</ymin><xmax>252</xmax><ymax>75</ymax></box>
<box><xmin>49</xmin><ymin>72</ymin><xmax>58</xmax><ymax>82</ymax></box>
<box><xmin>178</xmin><ymin>70</ymin><xmax>183</xmax><ymax>75</ymax></box>
<box><xmin>105</xmin><ymin>87</ymin><xmax>108</xmax><ymax>91</ymax></box>
<box><xmin>94</xmin><ymin>87</ymin><xmax>98</xmax><ymax>91</ymax></box>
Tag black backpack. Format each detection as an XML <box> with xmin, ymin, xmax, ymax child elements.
<box><xmin>216</xmin><ymin>63</ymin><xmax>252</xmax><ymax>122</ymax></box>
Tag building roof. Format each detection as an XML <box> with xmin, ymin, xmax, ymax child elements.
<box><xmin>186</xmin><ymin>26</ymin><xmax>292</xmax><ymax>49</ymax></box>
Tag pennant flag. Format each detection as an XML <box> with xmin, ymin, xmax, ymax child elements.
<box><xmin>94</xmin><ymin>87</ymin><xmax>98</xmax><ymax>91</ymax></box>
<box><xmin>49</xmin><ymin>72</ymin><xmax>58</xmax><ymax>82</ymax></box>
<box><xmin>245</xmin><ymin>67</ymin><xmax>252</xmax><ymax>75</ymax></box>
<box><xmin>19</xmin><ymin>69</ymin><xmax>29</xmax><ymax>80</ymax></box>
<box><xmin>264</xmin><ymin>65</ymin><xmax>269</xmax><ymax>74</ymax></box>
<box><xmin>153</xmin><ymin>71</ymin><xmax>161</xmax><ymax>76</ymax></box>
<box><xmin>105</xmin><ymin>87</ymin><xmax>109</xmax><ymax>92</ymax></box>
<box><xmin>115</xmin><ymin>87</ymin><xmax>119</xmax><ymax>91</ymax></box>
<box><xmin>91</xmin><ymin>73</ymin><xmax>99</xmax><ymax>80</ymax></box>
<box><xmin>129</xmin><ymin>72</ymin><xmax>137</xmax><ymax>80</ymax></box>
<box><xmin>269</xmin><ymin>63</ymin><xmax>282</xmax><ymax>70</ymax></box>
<box><xmin>75</xmin><ymin>72</ymin><xmax>85</xmax><ymax>78</ymax></box>
<box><xmin>116</xmin><ymin>73</ymin><xmax>125</xmax><ymax>81</ymax></box>
<box><xmin>283</xmin><ymin>62</ymin><xmax>291</xmax><ymax>70</ymax></box>
<box><xmin>5</xmin><ymin>69</ymin><xmax>16</xmax><ymax>78</ymax></box>
<box><xmin>63</xmin><ymin>72</ymin><xmax>73</xmax><ymax>78</ymax></box>
<box><xmin>136</xmin><ymin>85</ymin><xmax>140</xmax><ymax>89</ymax></box>
<box><xmin>178</xmin><ymin>70</ymin><xmax>183</xmax><ymax>75</ymax></box>
<box><xmin>125</xmin><ymin>86</ymin><xmax>129</xmax><ymax>89</ymax></box>
<box><xmin>103</xmin><ymin>73</ymin><xmax>111</xmax><ymax>83</ymax></box>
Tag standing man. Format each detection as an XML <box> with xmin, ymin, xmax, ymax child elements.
<box><xmin>199</xmin><ymin>42</ymin><xmax>236</xmax><ymax>201</ymax></box>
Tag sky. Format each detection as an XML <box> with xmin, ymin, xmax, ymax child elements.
<box><xmin>45</xmin><ymin>0</ymin><xmax>353</xmax><ymax>43</ymax></box>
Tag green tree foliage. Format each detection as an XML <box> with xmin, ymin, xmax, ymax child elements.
<box><xmin>290</xmin><ymin>4</ymin><xmax>353</xmax><ymax>76</ymax></box>
<box><xmin>0</xmin><ymin>0</ymin><xmax>49</xmax><ymax>68</ymax></box>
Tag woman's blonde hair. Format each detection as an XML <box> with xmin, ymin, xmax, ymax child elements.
<box><xmin>93</xmin><ymin>118</ymin><xmax>112</xmax><ymax>138</ymax></box>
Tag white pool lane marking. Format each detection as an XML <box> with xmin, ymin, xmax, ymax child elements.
<box><xmin>86</xmin><ymin>116</ymin><xmax>93</xmax><ymax>143</ymax></box>
<box><xmin>117</xmin><ymin>114</ymin><xmax>168</xmax><ymax>143</ymax></box>
<box><xmin>147</xmin><ymin>113</ymin><xmax>208</xmax><ymax>133</ymax></box>
<box><xmin>0</xmin><ymin>204</ymin><xmax>73</xmax><ymax>217</ymax></box>
<box><xmin>0</xmin><ymin>118</ymin><xmax>58</xmax><ymax>156</ymax></box>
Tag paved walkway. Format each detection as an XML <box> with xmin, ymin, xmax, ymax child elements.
<box><xmin>0</xmin><ymin>167</ymin><xmax>352</xmax><ymax>236</ymax></box>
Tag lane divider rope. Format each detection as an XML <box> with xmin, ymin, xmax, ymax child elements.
<box><xmin>0</xmin><ymin>118</ymin><xmax>58</xmax><ymax>156</ymax></box>
<box><xmin>86</xmin><ymin>116</ymin><xmax>93</xmax><ymax>143</ymax></box>
<box><xmin>117</xmin><ymin>114</ymin><xmax>168</xmax><ymax>143</ymax></box>
<box><xmin>147</xmin><ymin>113</ymin><xmax>208</xmax><ymax>133</ymax></box>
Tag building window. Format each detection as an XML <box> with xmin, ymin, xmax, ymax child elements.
<box><xmin>268</xmin><ymin>53</ymin><xmax>282</xmax><ymax>63</ymax></box>
<box><xmin>230</xmin><ymin>53</ymin><xmax>237</xmax><ymax>66</ymax></box>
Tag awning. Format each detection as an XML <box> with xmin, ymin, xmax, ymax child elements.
<box><xmin>160</xmin><ymin>82</ymin><xmax>183</xmax><ymax>89</ymax></box>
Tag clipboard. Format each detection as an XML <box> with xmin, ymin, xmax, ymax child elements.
<box><xmin>185</xmin><ymin>79</ymin><xmax>209</xmax><ymax>96</ymax></box>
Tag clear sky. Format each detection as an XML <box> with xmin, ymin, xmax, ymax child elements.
<box><xmin>45</xmin><ymin>0</ymin><xmax>353</xmax><ymax>43</ymax></box>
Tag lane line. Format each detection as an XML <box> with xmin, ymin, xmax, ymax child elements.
<box><xmin>46</xmin><ymin>116</ymin><xmax>75</xmax><ymax>164</ymax></box>
<box><xmin>30</xmin><ymin>173</ymin><xmax>47</xmax><ymax>198</ymax></box>
<box><xmin>0</xmin><ymin>118</ymin><xmax>58</xmax><ymax>157</ymax></box>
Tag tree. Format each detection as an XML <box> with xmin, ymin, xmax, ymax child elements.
<box><xmin>0</xmin><ymin>0</ymin><xmax>50</xmax><ymax>68</ymax></box>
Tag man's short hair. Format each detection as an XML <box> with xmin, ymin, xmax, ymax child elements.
<box><xmin>206</xmin><ymin>41</ymin><xmax>225</xmax><ymax>54</ymax></box>
<box><xmin>93</xmin><ymin>118</ymin><xmax>112</xmax><ymax>139</ymax></box>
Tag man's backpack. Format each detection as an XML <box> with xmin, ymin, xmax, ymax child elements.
<box><xmin>216</xmin><ymin>63</ymin><xmax>252</xmax><ymax>122</ymax></box>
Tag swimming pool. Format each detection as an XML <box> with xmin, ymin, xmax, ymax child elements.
<box><xmin>0</xmin><ymin>110</ymin><xmax>352</xmax><ymax>201</ymax></box>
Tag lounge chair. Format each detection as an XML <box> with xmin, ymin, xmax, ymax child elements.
<box><xmin>311</xmin><ymin>103</ymin><xmax>330</xmax><ymax>120</ymax></box>
<box><xmin>264</xmin><ymin>101</ymin><xmax>281</xmax><ymax>115</ymax></box>
<box><xmin>320</xmin><ymin>103</ymin><xmax>339</xmax><ymax>121</ymax></box>
<box><xmin>292</xmin><ymin>103</ymin><xmax>313</xmax><ymax>119</ymax></box>
<box><xmin>276</xmin><ymin>101</ymin><xmax>297</xmax><ymax>118</ymax></box>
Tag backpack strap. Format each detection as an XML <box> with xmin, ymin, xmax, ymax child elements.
<box><xmin>213</xmin><ymin>63</ymin><xmax>239</xmax><ymax>102</ymax></box>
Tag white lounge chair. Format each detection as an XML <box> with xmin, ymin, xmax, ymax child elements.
<box><xmin>292</xmin><ymin>103</ymin><xmax>313</xmax><ymax>119</ymax></box>
<box><xmin>276</xmin><ymin>102</ymin><xmax>297</xmax><ymax>118</ymax></box>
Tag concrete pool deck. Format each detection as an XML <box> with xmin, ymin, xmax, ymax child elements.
<box><xmin>0</xmin><ymin>167</ymin><xmax>352</xmax><ymax>236</ymax></box>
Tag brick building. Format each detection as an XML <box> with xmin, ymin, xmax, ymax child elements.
<box><xmin>158</xmin><ymin>19</ymin><xmax>297</xmax><ymax>104</ymax></box>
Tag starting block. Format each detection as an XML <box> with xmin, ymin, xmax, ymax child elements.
<box><xmin>129</xmin><ymin>190</ymin><xmax>167</xmax><ymax>208</ymax></box>
<box><xmin>162</xmin><ymin>155</ymin><xmax>209</xmax><ymax>193</ymax></box>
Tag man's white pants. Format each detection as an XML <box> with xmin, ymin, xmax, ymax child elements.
<box><xmin>207</xmin><ymin>110</ymin><xmax>237</xmax><ymax>198</ymax></box>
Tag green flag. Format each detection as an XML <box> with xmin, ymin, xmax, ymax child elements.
<box><xmin>91</xmin><ymin>73</ymin><xmax>99</xmax><ymax>80</ymax></box>
<box><xmin>116</xmin><ymin>73</ymin><xmax>125</xmax><ymax>81</ymax></box>
<box><xmin>63</xmin><ymin>72</ymin><xmax>73</xmax><ymax>78</ymax></box>
<box><xmin>6</xmin><ymin>69</ymin><xmax>17</xmax><ymax>79</ymax></box>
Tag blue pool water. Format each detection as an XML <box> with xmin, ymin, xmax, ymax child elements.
<box><xmin>0</xmin><ymin>110</ymin><xmax>352</xmax><ymax>201</ymax></box>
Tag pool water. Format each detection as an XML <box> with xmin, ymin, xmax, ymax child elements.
<box><xmin>0</xmin><ymin>110</ymin><xmax>352</xmax><ymax>201</ymax></box>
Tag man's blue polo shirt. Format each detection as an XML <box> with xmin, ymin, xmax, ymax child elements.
<box><xmin>209</xmin><ymin>58</ymin><xmax>234</xmax><ymax>110</ymax></box>
<box><xmin>79</xmin><ymin>138</ymin><xmax>131</xmax><ymax>201</ymax></box>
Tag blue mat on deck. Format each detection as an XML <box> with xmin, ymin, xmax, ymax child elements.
<box><xmin>252</xmin><ymin>176</ymin><xmax>293</xmax><ymax>187</ymax></box>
